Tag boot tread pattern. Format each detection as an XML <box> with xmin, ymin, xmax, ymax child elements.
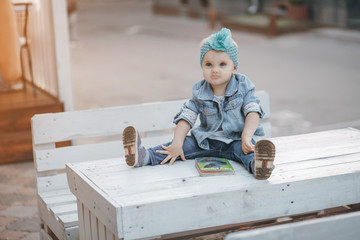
<box><xmin>254</xmin><ymin>139</ymin><xmax>276</xmax><ymax>180</ymax></box>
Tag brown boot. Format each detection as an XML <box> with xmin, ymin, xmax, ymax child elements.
<box><xmin>253</xmin><ymin>139</ymin><xmax>276</xmax><ymax>180</ymax></box>
<box><xmin>122</xmin><ymin>126</ymin><xmax>147</xmax><ymax>167</ymax></box>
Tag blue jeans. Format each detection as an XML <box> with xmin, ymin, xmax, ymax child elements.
<box><xmin>147</xmin><ymin>136</ymin><xmax>255</xmax><ymax>173</ymax></box>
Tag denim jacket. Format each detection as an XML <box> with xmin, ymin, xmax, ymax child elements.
<box><xmin>173</xmin><ymin>73</ymin><xmax>264</xmax><ymax>150</ymax></box>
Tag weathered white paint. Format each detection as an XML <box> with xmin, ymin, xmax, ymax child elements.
<box><xmin>66</xmin><ymin>128</ymin><xmax>360</xmax><ymax>239</ymax></box>
<box><xmin>32</xmin><ymin>92</ymin><xmax>270</xmax><ymax>145</ymax></box>
<box><xmin>225</xmin><ymin>211</ymin><xmax>360</xmax><ymax>240</ymax></box>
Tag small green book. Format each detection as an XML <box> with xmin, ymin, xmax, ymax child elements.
<box><xmin>195</xmin><ymin>157</ymin><xmax>235</xmax><ymax>177</ymax></box>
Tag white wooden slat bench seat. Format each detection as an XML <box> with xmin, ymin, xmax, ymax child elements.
<box><xmin>31</xmin><ymin>91</ymin><xmax>271</xmax><ymax>240</ymax></box>
<box><xmin>224</xmin><ymin>211</ymin><xmax>360</xmax><ymax>240</ymax></box>
<box><xmin>65</xmin><ymin>128</ymin><xmax>360</xmax><ymax>240</ymax></box>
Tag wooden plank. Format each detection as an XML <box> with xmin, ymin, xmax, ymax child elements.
<box><xmin>90</xmin><ymin>211</ymin><xmax>98</xmax><ymax>240</ymax></box>
<box><xmin>77</xmin><ymin>200</ymin><xmax>86</xmax><ymax>240</ymax></box>
<box><xmin>37</xmin><ymin>173</ymin><xmax>69</xmax><ymax>193</ymax></box>
<box><xmin>37</xmin><ymin>198</ymin><xmax>67</xmax><ymax>240</ymax></box>
<box><xmin>35</xmin><ymin>141</ymin><xmax>123</xmax><ymax>172</ymax></box>
<box><xmin>34</xmin><ymin>133</ymin><xmax>173</xmax><ymax>172</ymax></box>
<box><xmin>42</xmin><ymin>193</ymin><xmax>76</xmax><ymax>206</ymax></box>
<box><xmin>64</xmin><ymin>225</ymin><xmax>79</xmax><ymax>240</ymax></box>
<box><xmin>106</xmin><ymin>227</ymin><xmax>115</xmax><ymax>240</ymax></box>
<box><xmin>269</xmin><ymin>128</ymin><xmax>360</xmax><ymax>165</ymax></box>
<box><xmin>271</xmin><ymin>160</ymin><xmax>360</xmax><ymax>183</ymax></box>
<box><xmin>38</xmin><ymin>188</ymin><xmax>72</xmax><ymax>198</ymax></box>
<box><xmin>272</xmin><ymin>128</ymin><xmax>359</xmax><ymax>152</ymax></box>
<box><xmin>32</xmin><ymin>91</ymin><xmax>269</xmax><ymax>145</ymax></box>
<box><xmin>39</xmin><ymin>228</ymin><xmax>54</xmax><ymax>240</ymax></box>
<box><xmin>32</xmin><ymin>100</ymin><xmax>185</xmax><ymax>145</ymax></box>
<box><xmin>98</xmin><ymin>221</ymin><xmax>106</xmax><ymax>240</ymax></box>
<box><xmin>50</xmin><ymin>203</ymin><xmax>77</xmax><ymax>217</ymax></box>
<box><xmin>57</xmin><ymin>212</ymin><xmax>78</xmax><ymax>228</ymax></box>
<box><xmin>118</xmin><ymin>171</ymin><xmax>360</xmax><ymax>239</ymax></box>
<box><xmin>274</xmin><ymin>152</ymin><xmax>360</xmax><ymax>172</ymax></box>
<box><xmin>83</xmin><ymin>206</ymin><xmax>92</xmax><ymax>240</ymax></box>
<box><xmin>225</xmin><ymin>211</ymin><xmax>360</xmax><ymax>240</ymax></box>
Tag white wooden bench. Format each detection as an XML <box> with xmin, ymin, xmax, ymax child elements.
<box><xmin>65</xmin><ymin>127</ymin><xmax>360</xmax><ymax>240</ymax></box>
<box><xmin>31</xmin><ymin>91</ymin><xmax>271</xmax><ymax>240</ymax></box>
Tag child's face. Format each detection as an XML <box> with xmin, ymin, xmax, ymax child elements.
<box><xmin>202</xmin><ymin>50</ymin><xmax>236</xmax><ymax>94</ymax></box>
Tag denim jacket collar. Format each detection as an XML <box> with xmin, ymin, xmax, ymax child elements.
<box><xmin>198</xmin><ymin>74</ymin><xmax>238</xmax><ymax>101</ymax></box>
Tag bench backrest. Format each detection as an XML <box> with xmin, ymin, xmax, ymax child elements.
<box><xmin>32</xmin><ymin>91</ymin><xmax>270</xmax><ymax>194</ymax></box>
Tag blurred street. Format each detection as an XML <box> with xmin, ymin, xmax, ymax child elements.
<box><xmin>1</xmin><ymin>0</ymin><xmax>360</xmax><ymax>239</ymax></box>
<box><xmin>71</xmin><ymin>0</ymin><xmax>360</xmax><ymax>137</ymax></box>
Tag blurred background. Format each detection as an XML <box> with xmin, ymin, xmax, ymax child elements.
<box><xmin>0</xmin><ymin>0</ymin><xmax>360</xmax><ymax>239</ymax></box>
<box><xmin>1</xmin><ymin>0</ymin><xmax>360</xmax><ymax>164</ymax></box>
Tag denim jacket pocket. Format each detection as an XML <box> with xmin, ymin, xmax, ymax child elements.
<box><xmin>200</xmin><ymin>104</ymin><xmax>217</xmax><ymax>127</ymax></box>
<box><xmin>225</xmin><ymin>98</ymin><xmax>243</xmax><ymax>119</ymax></box>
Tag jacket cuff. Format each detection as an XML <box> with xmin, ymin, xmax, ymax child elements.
<box><xmin>173</xmin><ymin>107</ymin><xmax>197</xmax><ymax>127</ymax></box>
<box><xmin>243</xmin><ymin>102</ymin><xmax>264</xmax><ymax>118</ymax></box>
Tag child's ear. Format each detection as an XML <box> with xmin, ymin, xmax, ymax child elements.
<box><xmin>233</xmin><ymin>66</ymin><xmax>236</xmax><ymax>74</ymax></box>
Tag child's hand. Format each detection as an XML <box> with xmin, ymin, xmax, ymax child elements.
<box><xmin>242</xmin><ymin>136</ymin><xmax>254</xmax><ymax>155</ymax></box>
<box><xmin>156</xmin><ymin>143</ymin><xmax>186</xmax><ymax>166</ymax></box>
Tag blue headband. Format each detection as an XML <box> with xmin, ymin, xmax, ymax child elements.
<box><xmin>200</xmin><ymin>28</ymin><xmax>238</xmax><ymax>69</ymax></box>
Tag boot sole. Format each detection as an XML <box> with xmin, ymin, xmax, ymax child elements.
<box><xmin>123</xmin><ymin>126</ymin><xmax>138</xmax><ymax>167</ymax></box>
<box><xmin>254</xmin><ymin>139</ymin><xmax>276</xmax><ymax>180</ymax></box>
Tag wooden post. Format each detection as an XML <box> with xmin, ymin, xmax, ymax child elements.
<box><xmin>51</xmin><ymin>0</ymin><xmax>74</xmax><ymax>111</ymax></box>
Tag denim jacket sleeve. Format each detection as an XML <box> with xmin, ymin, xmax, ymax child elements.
<box><xmin>240</xmin><ymin>75</ymin><xmax>265</xmax><ymax>118</ymax></box>
<box><xmin>173</xmin><ymin>97</ymin><xmax>199</xmax><ymax>128</ymax></box>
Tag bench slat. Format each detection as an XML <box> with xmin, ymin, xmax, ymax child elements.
<box><xmin>35</xmin><ymin>134</ymin><xmax>174</xmax><ymax>173</ymax></box>
<box><xmin>37</xmin><ymin>173</ymin><xmax>69</xmax><ymax>193</ymax></box>
<box><xmin>38</xmin><ymin>188</ymin><xmax>72</xmax><ymax>198</ymax></box>
<box><xmin>225</xmin><ymin>211</ymin><xmax>360</xmax><ymax>240</ymax></box>
<box><xmin>58</xmin><ymin>212</ymin><xmax>78</xmax><ymax>228</ymax></box>
<box><xmin>32</xmin><ymin>100</ymin><xmax>185</xmax><ymax>145</ymax></box>
<box><xmin>273</xmin><ymin>128</ymin><xmax>360</xmax><ymax>163</ymax></box>
<box><xmin>273</xmin><ymin>128</ymin><xmax>359</xmax><ymax>149</ymax></box>
<box><xmin>42</xmin><ymin>193</ymin><xmax>77</xmax><ymax>207</ymax></box>
<box><xmin>50</xmin><ymin>203</ymin><xmax>77</xmax><ymax>218</ymax></box>
<box><xmin>32</xmin><ymin>92</ymin><xmax>270</xmax><ymax>145</ymax></box>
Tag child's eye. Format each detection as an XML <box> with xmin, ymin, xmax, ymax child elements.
<box><xmin>220</xmin><ymin>62</ymin><xmax>226</xmax><ymax>67</ymax></box>
<box><xmin>205</xmin><ymin>63</ymin><xmax>212</xmax><ymax>67</ymax></box>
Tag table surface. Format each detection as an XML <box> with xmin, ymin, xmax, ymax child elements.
<box><xmin>66</xmin><ymin>128</ymin><xmax>360</xmax><ymax>239</ymax></box>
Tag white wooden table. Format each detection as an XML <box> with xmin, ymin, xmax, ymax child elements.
<box><xmin>66</xmin><ymin>128</ymin><xmax>360</xmax><ymax>240</ymax></box>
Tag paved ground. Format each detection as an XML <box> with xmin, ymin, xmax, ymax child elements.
<box><xmin>1</xmin><ymin>0</ymin><xmax>360</xmax><ymax>239</ymax></box>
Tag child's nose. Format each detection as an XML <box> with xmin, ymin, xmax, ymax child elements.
<box><xmin>212</xmin><ymin>66</ymin><xmax>219</xmax><ymax>73</ymax></box>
